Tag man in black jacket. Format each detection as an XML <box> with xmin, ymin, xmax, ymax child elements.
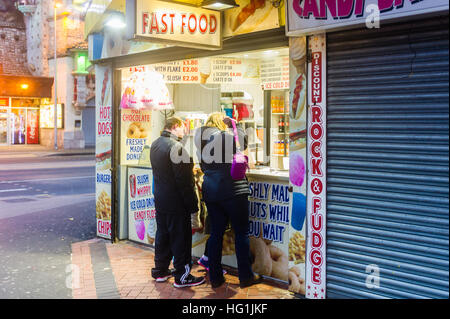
<box><xmin>150</xmin><ymin>117</ymin><xmax>205</xmax><ymax>288</ymax></box>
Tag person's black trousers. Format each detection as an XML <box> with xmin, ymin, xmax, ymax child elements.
<box><xmin>154</xmin><ymin>211</ymin><xmax>192</xmax><ymax>281</ymax></box>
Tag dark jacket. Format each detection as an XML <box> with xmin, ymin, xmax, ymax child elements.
<box><xmin>194</xmin><ymin>125</ymin><xmax>249</xmax><ymax>203</ymax></box>
<box><xmin>150</xmin><ymin>131</ymin><xmax>198</xmax><ymax>215</ymax></box>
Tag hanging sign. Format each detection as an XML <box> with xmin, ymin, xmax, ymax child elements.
<box><xmin>134</xmin><ymin>0</ymin><xmax>221</xmax><ymax>50</ymax></box>
<box><xmin>286</xmin><ymin>0</ymin><xmax>449</xmax><ymax>35</ymax></box>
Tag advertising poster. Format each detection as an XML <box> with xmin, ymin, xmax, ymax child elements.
<box><xmin>287</xmin><ymin>36</ymin><xmax>308</xmax><ymax>296</ymax></box>
<box><xmin>248</xmin><ymin>179</ymin><xmax>290</xmax><ymax>283</ymax></box>
<box><xmin>127</xmin><ymin>167</ymin><xmax>156</xmax><ymax>245</ymax></box>
<box><xmin>120</xmin><ymin>109</ymin><xmax>152</xmax><ymax>165</ymax></box>
<box><xmin>26</xmin><ymin>109</ymin><xmax>39</xmax><ymax>144</ymax></box>
<box><xmin>305</xmin><ymin>34</ymin><xmax>327</xmax><ymax>299</ymax></box>
<box><xmin>95</xmin><ymin>64</ymin><xmax>112</xmax><ymax>239</ymax></box>
<box><xmin>223</xmin><ymin>0</ymin><xmax>280</xmax><ymax>37</ymax></box>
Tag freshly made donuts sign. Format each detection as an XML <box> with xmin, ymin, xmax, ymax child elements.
<box><xmin>135</xmin><ymin>0</ymin><xmax>221</xmax><ymax>50</ymax></box>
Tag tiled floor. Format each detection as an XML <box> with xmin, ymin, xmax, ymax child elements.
<box><xmin>71</xmin><ymin>238</ymin><xmax>296</xmax><ymax>300</ymax></box>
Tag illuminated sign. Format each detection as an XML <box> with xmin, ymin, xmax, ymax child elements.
<box><xmin>134</xmin><ymin>0</ymin><xmax>221</xmax><ymax>50</ymax></box>
<box><xmin>40</xmin><ymin>104</ymin><xmax>63</xmax><ymax>128</ymax></box>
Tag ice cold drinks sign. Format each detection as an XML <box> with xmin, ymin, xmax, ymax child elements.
<box><xmin>286</xmin><ymin>0</ymin><xmax>449</xmax><ymax>35</ymax></box>
<box><xmin>135</xmin><ymin>0</ymin><xmax>221</xmax><ymax>49</ymax></box>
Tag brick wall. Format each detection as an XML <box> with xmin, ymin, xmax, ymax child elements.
<box><xmin>0</xmin><ymin>8</ymin><xmax>30</xmax><ymax>76</ymax></box>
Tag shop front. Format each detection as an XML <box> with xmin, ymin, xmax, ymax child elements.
<box><xmin>91</xmin><ymin>0</ymin><xmax>448</xmax><ymax>299</ymax></box>
<box><xmin>0</xmin><ymin>74</ymin><xmax>54</xmax><ymax>146</ymax></box>
<box><xmin>92</xmin><ymin>0</ymin><xmax>309</xmax><ymax>297</ymax></box>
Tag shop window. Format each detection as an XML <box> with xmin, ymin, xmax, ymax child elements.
<box><xmin>39</xmin><ymin>103</ymin><xmax>64</xmax><ymax>129</ymax></box>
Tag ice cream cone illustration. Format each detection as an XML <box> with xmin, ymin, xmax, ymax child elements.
<box><xmin>289</xmin><ymin>37</ymin><xmax>307</xmax><ymax>75</ymax></box>
<box><xmin>199</xmin><ymin>58</ymin><xmax>211</xmax><ymax>84</ymax></box>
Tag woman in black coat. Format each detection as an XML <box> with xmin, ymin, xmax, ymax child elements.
<box><xmin>194</xmin><ymin>112</ymin><xmax>261</xmax><ymax>288</ymax></box>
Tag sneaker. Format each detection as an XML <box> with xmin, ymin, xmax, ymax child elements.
<box><xmin>210</xmin><ymin>276</ymin><xmax>226</xmax><ymax>289</ymax></box>
<box><xmin>174</xmin><ymin>274</ymin><xmax>205</xmax><ymax>288</ymax></box>
<box><xmin>198</xmin><ymin>257</ymin><xmax>227</xmax><ymax>275</ymax></box>
<box><xmin>239</xmin><ymin>274</ymin><xmax>263</xmax><ymax>288</ymax></box>
<box><xmin>197</xmin><ymin>256</ymin><xmax>209</xmax><ymax>270</ymax></box>
<box><xmin>151</xmin><ymin>268</ymin><xmax>173</xmax><ymax>282</ymax></box>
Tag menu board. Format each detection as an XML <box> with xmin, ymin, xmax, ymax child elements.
<box><xmin>126</xmin><ymin>58</ymin><xmax>261</xmax><ymax>86</ymax></box>
<box><xmin>260</xmin><ymin>56</ymin><xmax>290</xmax><ymax>90</ymax></box>
<box><xmin>127</xmin><ymin>167</ymin><xmax>156</xmax><ymax>245</ymax></box>
<box><xmin>153</xmin><ymin>60</ymin><xmax>199</xmax><ymax>83</ymax></box>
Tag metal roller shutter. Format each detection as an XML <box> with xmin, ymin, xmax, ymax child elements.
<box><xmin>326</xmin><ymin>16</ymin><xmax>449</xmax><ymax>299</ymax></box>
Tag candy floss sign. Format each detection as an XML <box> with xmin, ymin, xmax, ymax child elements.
<box><xmin>127</xmin><ymin>167</ymin><xmax>156</xmax><ymax>245</ymax></box>
<box><xmin>286</xmin><ymin>0</ymin><xmax>449</xmax><ymax>35</ymax></box>
<box><xmin>305</xmin><ymin>35</ymin><xmax>326</xmax><ymax>299</ymax></box>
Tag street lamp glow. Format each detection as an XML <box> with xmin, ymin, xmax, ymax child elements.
<box><xmin>54</xmin><ymin>2</ymin><xmax>62</xmax><ymax>8</ymax></box>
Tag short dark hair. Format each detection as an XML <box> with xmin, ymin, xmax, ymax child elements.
<box><xmin>164</xmin><ymin>117</ymin><xmax>183</xmax><ymax>130</ymax></box>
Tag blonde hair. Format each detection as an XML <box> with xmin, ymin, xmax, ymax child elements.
<box><xmin>205</xmin><ymin>112</ymin><xmax>227</xmax><ymax>131</ymax></box>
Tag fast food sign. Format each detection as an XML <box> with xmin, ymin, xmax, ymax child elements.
<box><xmin>305</xmin><ymin>34</ymin><xmax>326</xmax><ymax>299</ymax></box>
<box><xmin>286</xmin><ymin>0</ymin><xmax>449</xmax><ymax>35</ymax></box>
<box><xmin>134</xmin><ymin>0</ymin><xmax>221</xmax><ymax>50</ymax></box>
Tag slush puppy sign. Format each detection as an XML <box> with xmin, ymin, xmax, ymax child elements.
<box><xmin>286</xmin><ymin>0</ymin><xmax>449</xmax><ymax>35</ymax></box>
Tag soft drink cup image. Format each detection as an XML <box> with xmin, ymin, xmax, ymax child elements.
<box><xmin>129</xmin><ymin>174</ymin><xmax>136</xmax><ymax>198</ymax></box>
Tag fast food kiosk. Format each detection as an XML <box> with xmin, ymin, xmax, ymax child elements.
<box><xmin>92</xmin><ymin>0</ymin><xmax>448</xmax><ymax>299</ymax></box>
<box><xmin>92</xmin><ymin>0</ymin><xmax>308</xmax><ymax>297</ymax></box>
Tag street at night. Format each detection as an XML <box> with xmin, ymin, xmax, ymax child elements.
<box><xmin>0</xmin><ymin>151</ymin><xmax>95</xmax><ymax>298</ymax></box>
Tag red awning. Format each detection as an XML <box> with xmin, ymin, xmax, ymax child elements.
<box><xmin>0</xmin><ymin>74</ymin><xmax>54</xmax><ymax>98</ymax></box>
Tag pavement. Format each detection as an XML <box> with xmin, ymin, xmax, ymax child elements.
<box><xmin>71</xmin><ymin>238</ymin><xmax>297</xmax><ymax>300</ymax></box>
<box><xmin>0</xmin><ymin>146</ymin><xmax>298</xmax><ymax>300</ymax></box>
<box><xmin>0</xmin><ymin>145</ymin><xmax>95</xmax><ymax>158</ymax></box>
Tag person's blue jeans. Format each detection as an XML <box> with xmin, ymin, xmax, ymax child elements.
<box><xmin>205</xmin><ymin>194</ymin><xmax>254</xmax><ymax>284</ymax></box>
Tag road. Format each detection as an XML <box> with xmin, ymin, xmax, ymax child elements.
<box><xmin>0</xmin><ymin>154</ymin><xmax>96</xmax><ymax>298</ymax></box>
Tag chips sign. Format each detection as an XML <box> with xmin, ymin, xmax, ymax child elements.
<box><xmin>134</xmin><ymin>0</ymin><xmax>221</xmax><ymax>50</ymax></box>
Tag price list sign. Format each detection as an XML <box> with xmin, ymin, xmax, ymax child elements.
<box><xmin>261</xmin><ymin>56</ymin><xmax>290</xmax><ymax>90</ymax></box>
<box><xmin>153</xmin><ymin>60</ymin><xmax>199</xmax><ymax>83</ymax></box>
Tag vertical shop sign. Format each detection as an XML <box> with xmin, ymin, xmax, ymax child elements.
<box><xmin>306</xmin><ymin>34</ymin><xmax>327</xmax><ymax>299</ymax></box>
<box><xmin>127</xmin><ymin>167</ymin><xmax>156</xmax><ymax>245</ymax></box>
<box><xmin>95</xmin><ymin>64</ymin><xmax>113</xmax><ymax>239</ymax></box>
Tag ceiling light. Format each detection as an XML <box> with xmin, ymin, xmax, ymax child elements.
<box><xmin>20</xmin><ymin>83</ymin><xmax>29</xmax><ymax>90</ymax></box>
<box><xmin>105</xmin><ymin>11</ymin><xmax>126</xmax><ymax>29</ymax></box>
<box><xmin>201</xmin><ymin>0</ymin><xmax>238</xmax><ymax>11</ymax></box>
